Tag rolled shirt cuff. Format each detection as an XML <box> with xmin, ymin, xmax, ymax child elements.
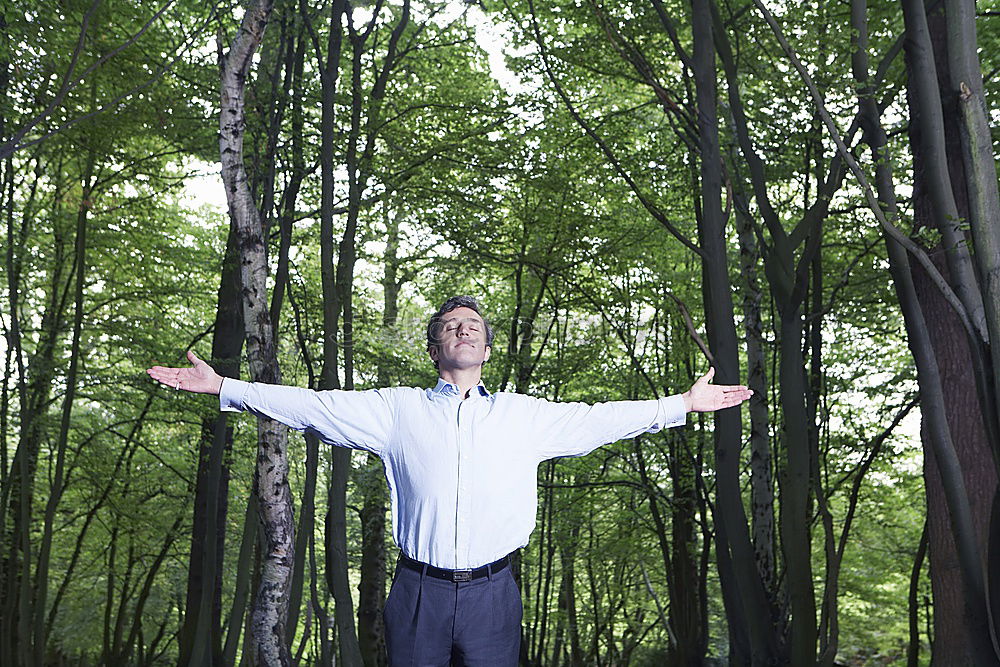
<box><xmin>219</xmin><ymin>377</ymin><xmax>251</xmax><ymax>412</ymax></box>
<box><xmin>656</xmin><ymin>394</ymin><xmax>687</xmax><ymax>430</ymax></box>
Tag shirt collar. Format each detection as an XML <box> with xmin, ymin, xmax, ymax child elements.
<box><xmin>432</xmin><ymin>378</ymin><xmax>492</xmax><ymax>398</ymax></box>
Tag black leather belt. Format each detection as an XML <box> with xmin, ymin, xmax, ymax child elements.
<box><xmin>398</xmin><ymin>552</ymin><xmax>513</xmax><ymax>583</ymax></box>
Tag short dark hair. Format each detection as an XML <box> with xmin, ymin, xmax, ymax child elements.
<box><xmin>426</xmin><ymin>296</ymin><xmax>495</xmax><ymax>364</ymax></box>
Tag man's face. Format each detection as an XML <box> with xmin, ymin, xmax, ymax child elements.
<box><xmin>428</xmin><ymin>306</ymin><xmax>492</xmax><ymax>371</ymax></box>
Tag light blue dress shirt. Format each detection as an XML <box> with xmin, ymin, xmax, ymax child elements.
<box><xmin>220</xmin><ymin>377</ymin><xmax>687</xmax><ymax>569</ymax></box>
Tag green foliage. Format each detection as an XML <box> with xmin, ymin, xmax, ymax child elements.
<box><xmin>2</xmin><ymin>0</ymin><xmax>977</xmax><ymax>663</ymax></box>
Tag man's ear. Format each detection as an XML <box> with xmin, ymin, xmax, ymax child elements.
<box><xmin>428</xmin><ymin>345</ymin><xmax>439</xmax><ymax>363</ymax></box>
<box><xmin>482</xmin><ymin>345</ymin><xmax>491</xmax><ymax>365</ymax></box>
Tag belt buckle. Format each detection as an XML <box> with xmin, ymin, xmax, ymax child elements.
<box><xmin>452</xmin><ymin>569</ymin><xmax>472</xmax><ymax>583</ymax></box>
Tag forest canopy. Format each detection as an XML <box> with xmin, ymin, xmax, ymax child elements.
<box><xmin>1</xmin><ymin>0</ymin><xmax>999</xmax><ymax>665</ymax></box>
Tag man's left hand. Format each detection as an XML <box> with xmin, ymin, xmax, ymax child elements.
<box><xmin>682</xmin><ymin>367</ymin><xmax>753</xmax><ymax>413</ymax></box>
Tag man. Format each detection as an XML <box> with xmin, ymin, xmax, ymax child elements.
<box><xmin>147</xmin><ymin>295</ymin><xmax>751</xmax><ymax>666</ymax></box>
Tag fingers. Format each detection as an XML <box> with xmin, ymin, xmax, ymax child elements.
<box><xmin>687</xmin><ymin>369</ymin><xmax>754</xmax><ymax>412</ymax></box>
<box><xmin>725</xmin><ymin>387</ymin><xmax>753</xmax><ymax>399</ymax></box>
<box><xmin>147</xmin><ymin>351</ymin><xmax>224</xmax><ymax>395</ymax></box>
<box><xmin>725</xmin><ymin>392</ymin><xmax>752</xmax><ymax>405</ymax></box>
<box><xmin>146</xmin><ymin>367</ymin><xmax>179</xmax><ymax>389</ymax></box>
<box><xmin>720</xmin><ymin>389</ymin><xmax>753</xmax><ymax>408</ymax></box>
<box><xmin>146</xmin><ymin>366</ymin><xmax>171</xmax><ymax>381</ymax></box>
<box><xmin>147</xmin><ymin>353</ymin><xmax>199</xmax><ymax>390</ymax></box>
<box><xmin>706</xmin><ymin>385</ymin><xmax>753</xmax><ymax>411</ymax></box>
<box><xmin>147</xmin><ymin>365</ymin><xmax>182</xmax><ymax>379</ymax></box>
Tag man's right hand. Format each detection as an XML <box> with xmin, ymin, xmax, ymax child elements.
<box><xmin>147</xmin><ymin>350</ymin><xmax>224</xmax><ymax>395</ymax></box>
<box><xmin>682</xmin><ymin>367</ymin><xmax>753</xmax><ymax>413</ymax></box>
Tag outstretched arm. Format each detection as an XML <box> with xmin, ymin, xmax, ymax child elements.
<box><xmin>530</xmin><ymin>368</ymin><xmax>752</xmax><ymax>460</ymax></box>
<box><xmin>147</xmin><ymin>351</ymin><xmax>224</xmax><ymax>394</ymax></box>
<box><xmin>146</xmin><ymin>351</ymin><xmax>393</xmax><ymax>454</ymax></box>
<box><xmin>682</xmin><ymin>367</ymin><xmax>752</xmax><ymax>412</ymax></box>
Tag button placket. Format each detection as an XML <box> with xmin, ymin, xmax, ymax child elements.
<box><xmin>454</xmin><ymin>399</ymin><xmax>464</xmax><ymax>568</ymax></box>
<box><xmin>455</xmin><ymin>399</ymin><xmax>476</xmax><ymax>567</ymax></box>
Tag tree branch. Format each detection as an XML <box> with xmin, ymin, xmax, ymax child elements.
<box><xmin>751</xmin><ymin>0</ymin><xmax>980</xmax><ymax>344</ymax></box>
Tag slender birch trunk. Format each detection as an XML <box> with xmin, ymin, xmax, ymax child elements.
<box><xmin>217</xmin><ymin>1</ymin><xmax>292</xmax><ymax>663</ymax></box>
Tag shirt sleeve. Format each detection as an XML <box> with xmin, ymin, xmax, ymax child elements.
<box><xmin>531</xmin><ymin>394</ymin><xmax>687</xmax><ymax>460</ymax></box>
<box><xmin>219</xmin><ymin>378</ymin><xmax>394</xmax><ymax>455</ymax></box>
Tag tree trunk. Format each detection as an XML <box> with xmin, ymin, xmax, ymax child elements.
<box><xmin>901</xmin><ymin>4</ymin><xmax>999</xmax><ymax>663</ymax></box>
<box><xmin>274</xmin><ymin>21</ymin><xmax>307</xmax><ymax>651</ymax></box>
<box><xmin>355</xmin><ymin>208</ymin><xmax>403</xmax><ymax>667</ymax></box>
<box><xmin>636</xmin><ymin>430</ymin><xmax>704</xmax><ymax>666</ymax></box>
<box><xmin>941</xmin><ymin>2</ymin><xmax>1000</xmax><ymax>649</ymax></box>
<box><xmin>732</xmin><ymin>182</ymin><xmax>775</xmax><ymax>604</ymax></box>
<box><xmin>222</xmin><ymin>496</ymin><xmax>258</xmax><ymax>667</ymax></box>
<box><xmin>775</xmin><ymin>307</ymin><xmax>818</xmax><ymax>665</ymax></box>
<box><xmin>217</xmin><ymin>1</ymin><xmax>293</xmax><ymax>663</ymax></box>
<box><xmin>908</xmin><ymin>520</ymin><xmax>929</xmax><ymax>667</ymax></box>
<box><xmin>269</xmin><ymin>16</ymin><xmax>305</xmax><ymax>331</ymax></box>
<box><xmin>690</xmin><ymin>1</ymin><xmax>777</xmax><ymax>662</ymax></box>
<box><xmin>32</xmin><ymin>144</ymin><xmax>95</xmax><ymax>667</ymax></box>
<box><xmin>323</xmin><ymin>6</ymin><xmax>411</xmax><ymax>664</ymax></box>
<box><xmin>1</xmin><ymin>160</ymin><xmax>74</xmax><ymax>667</ymax></box>
<box><xmin>913</xmin><ymin>250</ymin><xmax>998</xmax><ymax>666</ymax></box>
<box><xmin>178</xmin><ymin>223</ymin><xmax>244</xmax><ymax>667</ymax></box>
<box><xmin>845</xmin><ymin>4</ymin><xmax>996</xmax><ymax>662</ymax></box>
<box><xmin>942</xmin><ymin>0</ymin><xmax>1000</xmax><ymax>442</ymax></box>
<box><xmin>311</xmin><ymin>1</ymin><xmax>362</xmax><ymax>663</ymax></box>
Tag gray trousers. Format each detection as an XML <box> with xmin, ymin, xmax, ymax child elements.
<box><xmin>383</xmin><ymin>560</ymin><xmax>522</xmax><ymax>666</ymax></box>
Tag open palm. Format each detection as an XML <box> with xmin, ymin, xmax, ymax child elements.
<box><xmin>147</xmin><ymin>351</ymin><xmax>224</xmax><ymax>395</ymax></box>
<box><xmin>683</xmin><ymin>367</ymin><xmax>753</xmax><ymax>412</ymax></box>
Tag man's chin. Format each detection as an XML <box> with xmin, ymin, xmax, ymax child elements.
<box><xmin>440</xmin><ymin>358</ymin><xmax>486</xmax><ymax>371</ymax></box>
